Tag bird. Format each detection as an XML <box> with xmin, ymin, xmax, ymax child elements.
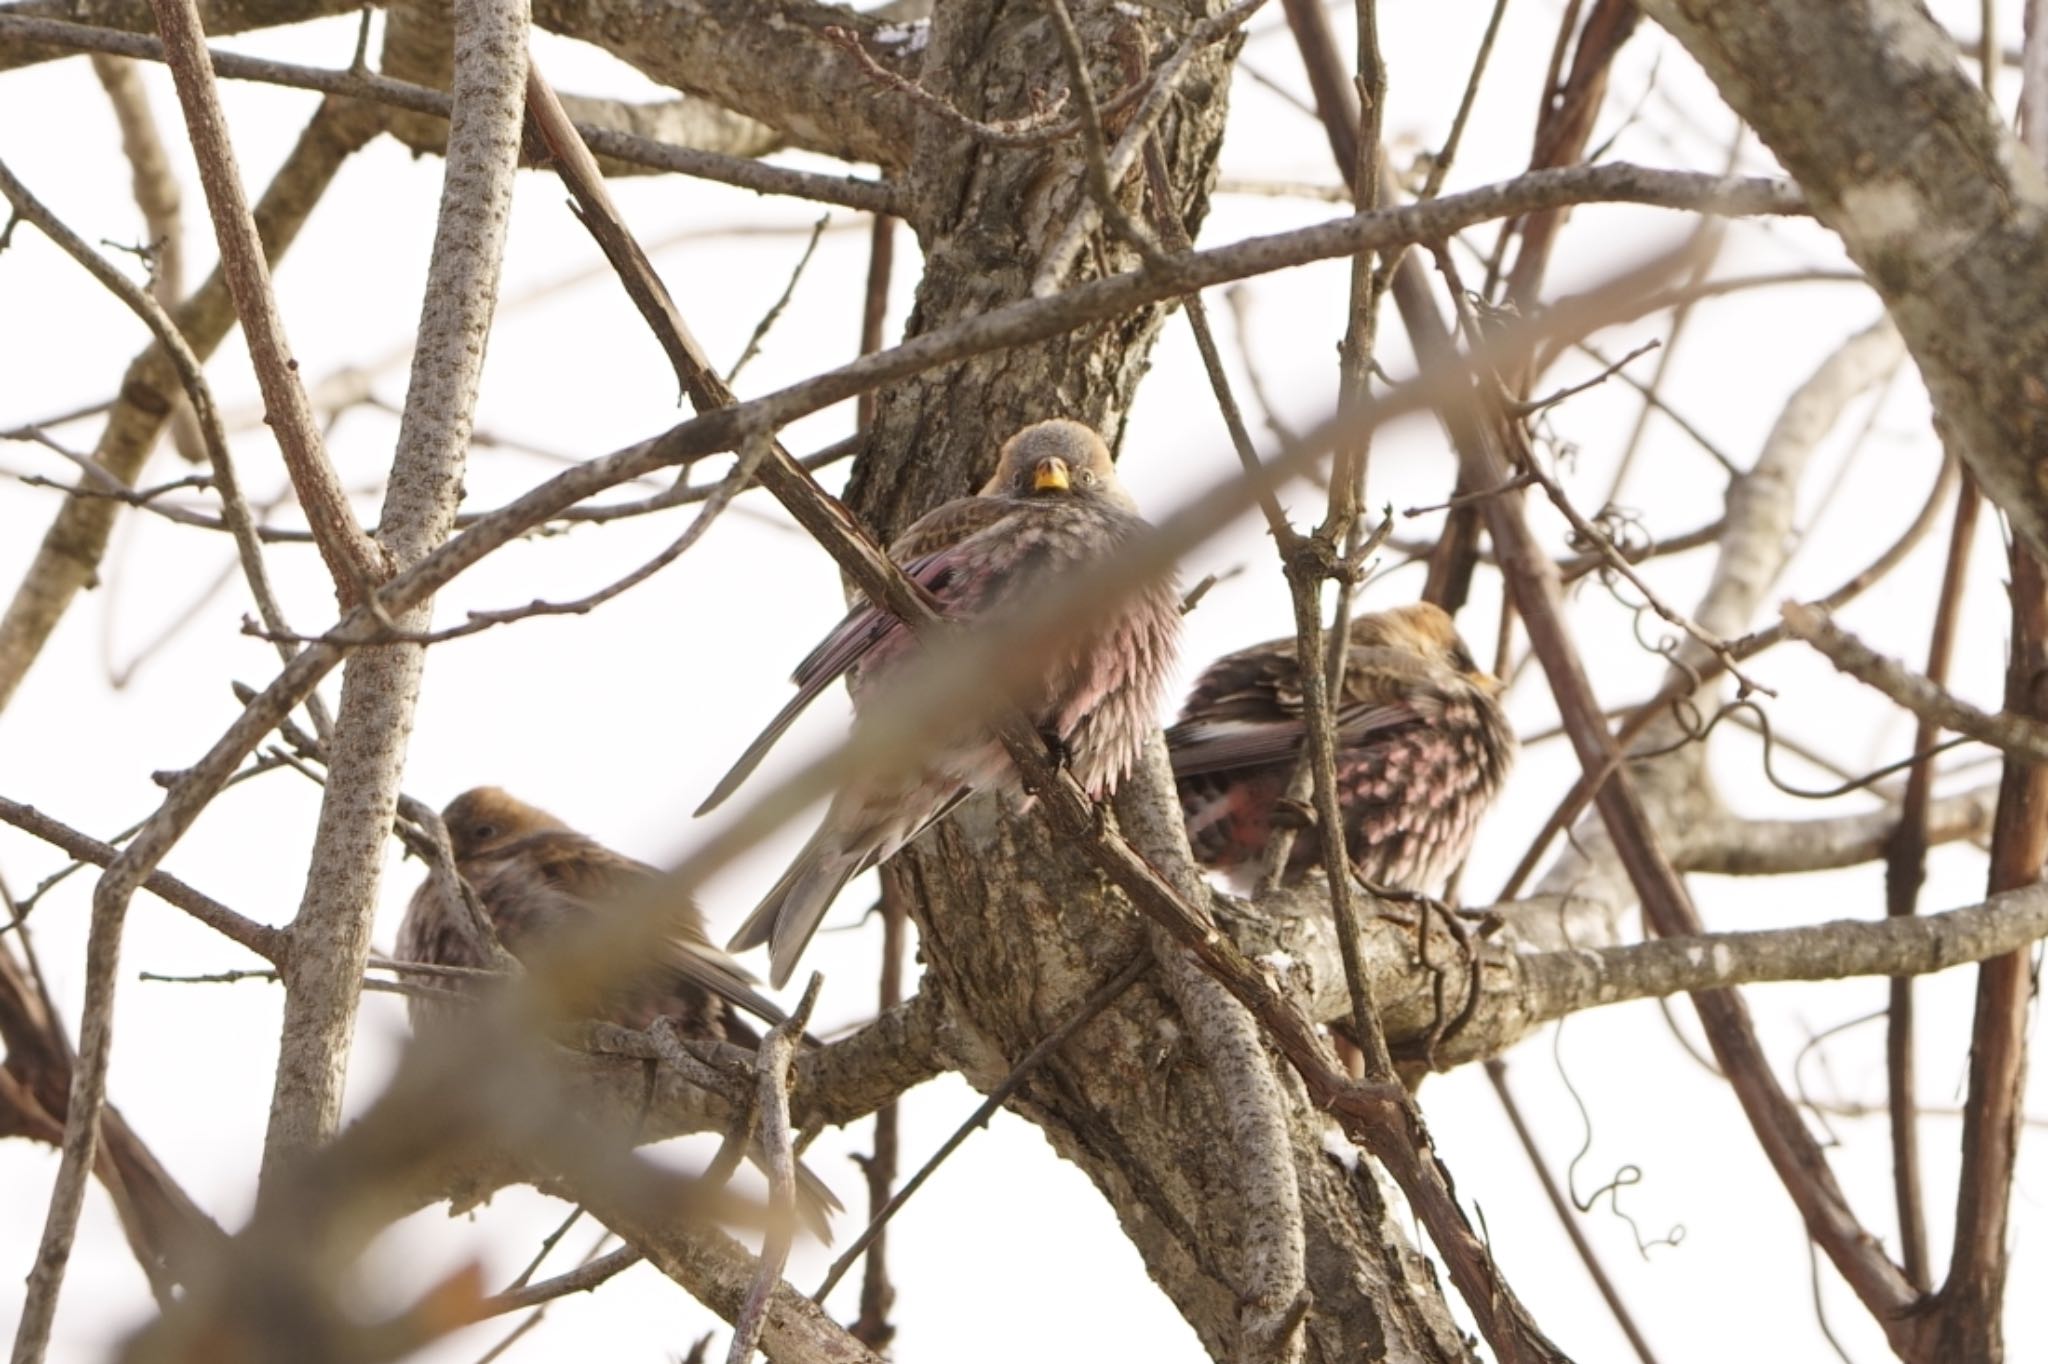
<box><xmin>1167</xmin><ymin>601</ymin><xmax>1515</xmax><ymax>894</ymax></box>
<box><xmin>396</xmin><ymin>786</ymin><xmax>843</xmax><ymax>1236</ymax></box>
<box><xmin>698</xmin><ymin>418</ymin><xmax>1183</xmax><ymax>987</ymax></box>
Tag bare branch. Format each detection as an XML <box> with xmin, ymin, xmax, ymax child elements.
<box><xmin>470</xmin><ymin>1243</ymin><xmax>643</xmax><ymax>1320</ymax></box>
<box><xmin>0</xmin><ymin>156</ymin><xmax>326</xmax><ymax>735</ymax></box>
<box><xmin>727</xmin><ymin>975</ymin><xmax>820</xmax><ymax>1364</ymax></box>
<box><xmin>1639</xmin><ymin>0</ymin><xmax>2048</xmax><ymax>573</ymax></box>
<box><xmin>0</xmin><ymin>95</ymin><xmax>382</xmax><ymax>714</ymax></box>
<box><xmin>0</xmin><ymin>0</ymin><xmax>356</xmax><ymax>71</ymax></box>
<box><xmin>0</xmin><ymin>16</ymin><xmax>907</xmax><ymax>215</ymax></box>
<box><xmin>1781</xmin><ymin>602</ymin><xmax>2048</xmax><ymax>765</ymax></box>
<box><xmin>145</xmin><ymin>0</ymin><xmax>388</xmax><ymax>603</ymax></box>
<box><xmin>260</xmin><ymin>0</ymin><xmax>527</xmax><ymax>1174</ymax></box>
<box><xmin>0</xmin><ymin>796</ymin><xmax>285</xmax><ymax>961</ymax></box>
<box><xmin>88</xmin><ymin>52</ymin><xmax>200</xmax><ymax>465</ymax></box>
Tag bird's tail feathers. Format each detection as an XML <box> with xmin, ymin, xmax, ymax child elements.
<box><xmin>792</xmin><ymin>1153</ymin><xmax>845</xmax><ymax>1243</ymax></box>
<box><xmin>663</xmin><ymin>941</ymin><xmax>789</xmax><ymax>1030</ymax></box>
<box><xmin>739</xmin><ymin>1139</ymin><xmax>843</xmax><ymax>1243</ymax></box>
<box><xmin>727</xmin><ymin>827</ymin><xmax>867</xmax><ymax>989</ymax></box>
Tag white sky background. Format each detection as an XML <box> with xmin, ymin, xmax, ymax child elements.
<box><xmin>1</xmin><ymin>0</ymin><xmax>2042</xmax><ymax>1359</ymax></box>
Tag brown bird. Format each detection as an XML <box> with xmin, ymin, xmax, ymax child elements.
<box><xmin>699</xmin><ymin>419</ymin><xmax>1183</xmax><ymax>986</ymax></box>
<box><xmin>396</xmin><ymin>787</ymin><xmax>842</xmax><ymax>1234</ymax></box>
<box><xmin>1168</xmin><ymin>602</ymin><xmax>1515</xmax><ymax>893</ymax></box>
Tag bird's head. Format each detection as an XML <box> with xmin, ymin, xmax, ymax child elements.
<box><xmin>439</xmin><ymin>786</ymin><xmax>567</xmax><ymax>860</ymax></box>
<box><xmin>1351</xmin><ymin>601</ymin><xmax>1505</xmax><ymax>696</ymax></box>
<box><xmin>984</xmin><ymin>418</ymin><xmax>1129</xmax><ymax>507</ymax></box>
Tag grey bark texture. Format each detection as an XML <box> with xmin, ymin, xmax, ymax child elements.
<box><xmin>13</xmin><ymin>0</ymin><xmax>2048</xmax><ymax>1357</ymax></box>
<box><xmin>838</xmin><ymin>6</ymin><xmax>1470</xmax><ymax>1358</ymax></box>
<box><xmin>261</xmin><ymin>0</ymin><xmax>529</xmax><ymax>1173</ymax></box>
<box><xmin>1641</xmin><ymin>0</ymin><xmax>2048</xmax><ymax>567</ymax></box>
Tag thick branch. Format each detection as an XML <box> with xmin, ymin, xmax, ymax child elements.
<box><xmin>1640</xmin><ymin>0</ymin><xmax>2048</xmax><ymax>569</ymax></box>
<box><xmin>146</xmin><ymin>0</ymin><xmax>387</xmax><ymax>601</ymax></box>
<box><xmin>0</xmin><ymin>16</ymin><xmax>904</xmax><ymax>213</ymax></box>
<box><xmin>0</xmin><ymin>0</ymin><xmax>355</xmax><ymax>70</ymax></box>
<box><xmin>260</xmin><ymin>0</ymin><xmax>526</xmax><ymax>1173</ymax></box>
<box><xmin>524</xmin><ymin>0</ymin><xmax>913</xmax><ymax>167</ymax></box>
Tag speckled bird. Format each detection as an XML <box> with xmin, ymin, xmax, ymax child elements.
<box><xmin>698</xmin><ymin>418</ymin><xmax>1183</xmax><ymax>986</ymax></box>
<box><xmin>1168</xmin><ymin>602</ymin><xmax>1514</xmax><ymax>892</ymax></box>
<box><xmin>397</xmin><ymin>787</ymin><xmax>843</xmax><ymax>1233</ymax></box>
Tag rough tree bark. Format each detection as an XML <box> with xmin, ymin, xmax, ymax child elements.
<box><xmin>261</xmin><ymin>0</ymin><xmax>528</xmax><ymax>1172</ymax></box>
<box><xmin>12</xmin><ymin>0</ymin><xmax>2048</xmax><ymax>1357</ymax></box>
<box><xmin>843</xmin><ymin>3</ymin><xmax>1470</xmax><ymax>1358</ymax></box>
<box><xmin>1640</xmin><ymin>0</ymin><xmax>2048</xmax><ymax>569</ymax></box>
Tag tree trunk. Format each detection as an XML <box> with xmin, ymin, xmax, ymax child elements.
<box><xmin>845</xmin><ymin>3</ymin><xmax>1473</xmax><ymax>1357</ymax></box>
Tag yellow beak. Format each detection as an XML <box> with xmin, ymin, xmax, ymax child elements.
<box><xmin>1032</xmin><ymin>457</ymin><xmax>1071</xmax><ymax>493</ymax></box>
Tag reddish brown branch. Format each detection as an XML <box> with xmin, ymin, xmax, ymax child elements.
<box><xmin>854</xmin><ymin>215</ymin><xmax>896</xmax><ymax>435</ymax></box>
<box><xmin>144</xmin><ymin>0</ymin><xmax>389</xmax><ymax>604</ymax></box>
<box><xmin>0</xmin><ymin>936</ymin><xmax>226</xmax><ymax>1296</ymax></box>
<box><xmin>1499</xmin><ymin>0</ymin><xmax>1640</xmax><ymax>309</ymax></box>
<box><xmin>1882</xmin><ymin>477</ymin><xmax>1979</xmax><ymax>1291</ymax></box>
<box><xmin>1455</xmin><ymin>373</ymin><xmax>1921</xmax><ymax>1338</ymax></box>
<box><xmin>1925</xmin><ymin>540</ymin><xmax>2047</xmax><ymax>1356</ymax></box>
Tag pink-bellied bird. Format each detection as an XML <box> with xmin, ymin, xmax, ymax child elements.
<box><xmin>1168</xmin><ymin>602</ymin><xmax>1514</xmax><ymax>893</ymax></box>
<box><xmin>699</xmin><ymin>419</ymin><xmax>1182</xmax><ymax>986</ymax></box>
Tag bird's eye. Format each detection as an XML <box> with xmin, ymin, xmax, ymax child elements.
<box><xmin>470</xmin><ymin>823</ymin><xmax>496</xmax><ymax>842</ymax></box>
<box><xmin>1078</xmin><ymin>468</ymin><xmax>1099</xmax><ymax>487</ymax></box>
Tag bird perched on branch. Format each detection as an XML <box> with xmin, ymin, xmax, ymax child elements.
<box><xmin>396</xmin><ymin>786</ymin><xmax>842</xmax><ymax>1235</ymax></box>
<box><xmin>1168</xmin><ymin>602</ymin><xmax>1514</xmax><ymax>893</ymax></box>
<box><xmin>698</xmin><ymin>418</ymin><xmax>1183</xmax><ymax>986</ymax></box>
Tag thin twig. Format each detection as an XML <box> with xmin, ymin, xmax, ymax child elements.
<box><xmin>145</xmin><ymin>0</ymin><xmax>387</xmax><ymax>604</ymax></box>
<box><xmin>1781</xmin><ymin>602</ymin><xmax>2048</xmax><ymax>765</ymax></box>
<box><xmin>1486</xmin><ymin>1059</ymin><xmax>1663</xmax><ymax>1364</ymax></box>
<box><xmin>1038</xmin><ymin>0</ymin><xmax>1164</xmax><ymax>275</ymax></box>
<box><xmin>1031</xmin><ymin>0</ymin><xmax>1274</xmax><ymax>296</ymax></box>
<box><xmin>1417</xmin><ymin>0</ymin><xmax>1511</xmax><ymax>200</ymax></box>
<box><xmin>727</xmin><ymin>974</ymin><xmax>822</xmax><ymax>1364</ymax></box>
<box><xmin>0</xmin><ymin>158</ymin><xmax>334</xmax><ymax>739</ymax></box>
<box><xmin>850</xmin><ymin>873</ymin><xmax>909</xmax><ymax>1348</ymax></box>
<box><xmin>726</xmin><ymin>214</ymin><xmax>831</xmax><ymax>385</ymax></box>
<box><xmin>1514</xmin><ymin>339</ymin><xmax>1659</xmax><ymax>417</ymax></box>
<box><xmin>0</xmin><ymin>796</ymin><xmax>285</xmax><ymax>961</ymax></box>
<box><xmin>855</xmin><ymin>215</ymin><xmax>896</xmax><ymax>434</ymax></box>
<box><xmin>1880</xmin><ymin>477</ymin><xmax>1978</xmax><ymax>1291</ymax></box>
<box><xmin>473</xmin><ymin>1243</ymin><xmax>642</xmax><ymax>1321</ymax></box>
<box><xmin>813</xmin><ymin>953</ymin><xmax>1149</xmax><ymax>1302</ymax></box>
<box><xmin>1523</xmin><ymin>454</ymin><xmax>1773</xmax><ymax>699</ymax></box>
<box><xmin>0</xmin><ymin>15</ymin><xmax>907</xmax><ymax>216</ymax></box>
<box><xmin>89</xmin><ymin>51</ymin><xmax>200</xmax><ymax>465</ymax></box>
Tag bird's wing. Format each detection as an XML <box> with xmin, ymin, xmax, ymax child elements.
<box><xmin>479</xmin><ymin>833</ymin><xmax>791</xmax><ymax>1029</ymax></box>
<box><xmin>1170</xmin><ymin>637</ymin><xmax>1431</xmax><ymax>776</ymax></box>
<box><xmin>695</xmin><ymin>503</ymin><xmax>1001</xmax><ymax>816</ymax></box>
<box><xmin>1165</xmin><ymin>702</ymin><xmax>1421</xmax><ymax>776</ymax></box>
<box><xmin>885</xmin><ymin>495</ymin><xmax>1013</xmax><ymax>561</ymax></box>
